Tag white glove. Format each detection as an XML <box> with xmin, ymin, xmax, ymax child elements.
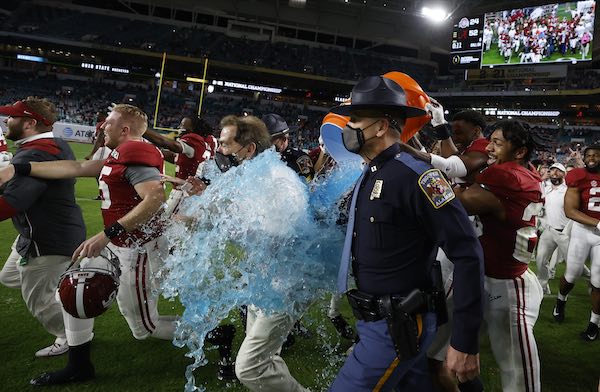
<box><xmin>424</xmin><ymin>97</ymin><xmax>448</xmax><ymax>128</ymax></box>
<box><xmin>596</xmin><ymin>221</ymin><xmax>600</xmax><ymax>232</ymax></box>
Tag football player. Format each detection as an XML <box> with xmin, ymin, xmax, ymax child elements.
<box><xmin>400</xmin><ymin>106</ymin><xmax>489</xmax><ymax>392</ymax></box>
<box><xmin>0</xmin><ymin>104</ymin><xmax>177</xmax><ymax>385</ymax></box>
<box><xmin>144</xmin><ymin>114</ymin><xmax>217</xmax><ymax>216</ymax></box>
<box><xmin>144</xmin><ymin>114</ymin><xmax>217</xmax><ymax>180</ymax></box>
<box><xmin>553</xmin><ymin>145</ymin><xmax>600</xmax><ymax>341</ymax></box>
<box><xmin>455</xmin><ymin>120</ymin><xmax>544</xmax><ymax>392</ymax></box>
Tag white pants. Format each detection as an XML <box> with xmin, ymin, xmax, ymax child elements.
<box><xmin>565</xmin><ymin>222</ymin><xmax>600</xmax><ymax>287</ymax></box>
<box><xmin>63</xmin><ymin>239</ymin><xmax>175</xmax><ymax>346</ymax></box>
<box><xmin>0</xmin><ymin>239</ymin><xmax>21</xmax><ymax>288</ymax></box>
<box><xmin>235</xmin><ymin>305</ymin><xmax>309</xmax><ymax>392</ymax></box>
<box><xmin>485</xmin><ymin>270</ymin><xmax>542</xmax><ymax>392</ymax></box>
<box><xmin>327</xmin><ymin>293</ymin><xmax>344</xmax><ymax>319</ymax></box>
<box><xmin>536</xmin><ymin>227</ymin><xmax>570</xmax><ymax>287</ymax></box>
<box><xmin>0</xmin><ymin>238</ymin><xmax>68</xmax><ymax>340</ymax></box>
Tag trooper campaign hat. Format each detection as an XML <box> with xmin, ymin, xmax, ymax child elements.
<box><xmin>330</xmin><ymin>76</ymin><xmax>426</xmax><ymax>119</ymax></box>
<box><xmin>262</xmin><ymin>113</ymin><xmax>289</xmax><ymax>138</ymax></box>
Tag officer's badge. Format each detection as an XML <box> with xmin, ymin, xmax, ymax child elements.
<box><xmin>296</xmin><ymin>155</ymin><xmax>313</xmax><ymax>175</ymax></box>
<box><xmin>418</xmin><ymin>169</ymin><xmax>455</xmax><ymax>209</ymax></box>
<box><xmin>370</xmin><ymin>180</ymin><xmax>383</xmax><ymax>200</ymax></box>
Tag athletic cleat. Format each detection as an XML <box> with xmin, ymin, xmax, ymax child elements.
<box><xmin>552</xmin><ymin>299</ymin><xmax>566</xmax><ymax>322</ymax></box>
<box><xmin>30</xmin><ymin>366</ymin><xmax>95</xmax><ymax>386</ymax></box>
<box><xmin>329</xmin><ymin>315</ymin><xmax>356</xmax><ymax>340</ymax></box>
<box><xmin>35</xmin><ymin>342</ymin><xmax>69</xmax><ymax>358</ymax></box>
<box><xmin>216</xmin><ymin>361</ymin><xmax>236</xmax><ymax>381</ymax></box>
<box><xmin>580</xmin><ymin>322</ymin><xmax>599</xmax><ymax>341</ymax></box>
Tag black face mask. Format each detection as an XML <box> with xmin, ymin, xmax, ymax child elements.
<box><xmin>214</xmin><ymin>151</ymin><xmax>240</xmax><ymax>173</ymax></box>
<box><xmin>550</xmin><ymin>178</ymin><xmax>563</xmax><ymax>185</ymax></box>
<box><xmin>341</xmin><ymin>120</ymin><xmax>380</xmax><ymax>154</ymax></box>
<box><xmin>214</xmin><ymin>145</ymin><xmax>249</xmax><ymax>173</ymax></box>
<box><xmin>585</xmin><ymin>163</ymin><xmax>600</xmax><ymax>173</ymax></box>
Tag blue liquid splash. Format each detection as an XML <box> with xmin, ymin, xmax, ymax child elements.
<box><xmin>160</xmin><ymin>149</ymin><xmax>362</xmax><ymax>391</ymax></box>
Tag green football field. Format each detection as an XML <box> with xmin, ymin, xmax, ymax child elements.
<box><xmin>481</xmin><ymin>3</ymin><xmax>593</xmax><ymax>66</ymax></box>
<box><xmin>0</xmin><ymin>142</ymin><xmax>598</xmax><ymax>391</ymax></box>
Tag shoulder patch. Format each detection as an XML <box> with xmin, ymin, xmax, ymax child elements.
<box><xmin>295</xmin><ymin>154</ymin><xmax>313</xmax><ymax>175</ymax></box>
<box><xmin>418</xmin><ymin>169</ymin><xmax>455</xmax><ymax>209</ymax></box>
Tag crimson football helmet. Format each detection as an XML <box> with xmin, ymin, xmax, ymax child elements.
<box><xmin>58</xmin><ymin>248</ymin><xmax>121</xmax><ymax>319</ymax></box>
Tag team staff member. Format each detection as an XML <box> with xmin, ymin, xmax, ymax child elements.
<box><xmin>262</xmin><ymin>113</ymin><xmax>314</xmax><ymax>181</ymax></box>
<box><xmin>536</xmin><ymin>163</ymin><xmax>570</xmax><ymax>295</ymax></box>
<box><xmin>456</xmin><ymin>120</ymin><xmax>544</xmax><ymax>392</ymax></box>
<box><xmin>329</xmin><ymin>76</ymin><xmax>484</xmax><ymax>391</ymax></box>
<box><xmin>0</xmin><ymin>98</ymin><xmax>86</xmax><ymax>358</ymax></box>
<box><xmin>208</xmin><ymin>115</ymin><xmax>309</xmax><ymax>392</ymax></box>
<box><xmin>554</xmin><ymin>145</ymin><xmax>600</xmax><ymax>341</ymax></box>
<box><xmin>0</xmin><ymin>104</ymin><xmax>177</xmax><ymax>385</ymax></box>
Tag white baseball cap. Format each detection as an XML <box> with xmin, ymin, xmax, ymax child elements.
<box><xmin>549</xmin><ymin>162</ymin><xmax>566</xmax><ymax>172</ymax></box>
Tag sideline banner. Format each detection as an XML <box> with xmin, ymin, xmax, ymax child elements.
<box><xmin>0</xmin><ymin>116</ymin><xmax>95</xmax><ymax>143</ymax></box>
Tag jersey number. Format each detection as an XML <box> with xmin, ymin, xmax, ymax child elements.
<box><xmin>588</xmin><ymin>187</ymin><xmax>600</xmax><ymax>212</ymax></box>
<box><xmin>513</xmin><ymin>202</ymin><xmax>543</xmax><ymax>263</ymax></box>
<box><xmin>99</xmin><ymin>166</ymin><xmax>112</xmax><ymax>210</ymax></box>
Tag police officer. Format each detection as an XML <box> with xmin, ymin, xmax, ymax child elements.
<box><xmin>329</xmin><ymin>76</ymin><xmax>484</xmax><ymax>391</ymax></box>
<box><xmin>262</xmin><ymin>113</ymin><xmax>314</xmax><ymax>180</ymax></box>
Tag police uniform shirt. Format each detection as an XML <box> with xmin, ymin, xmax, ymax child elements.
<box><xmin>350</xmin><ymin>143</ymin><xmax>484</xmax><ymax>354</ymax></box>
<box><xmin>281</xmin><ymin>147</ymin><xmax>314</xmax><ymax>180</ymax></box>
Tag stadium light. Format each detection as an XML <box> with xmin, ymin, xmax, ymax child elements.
<box><xmin>422</xmin><ymin>6</ymin><xmax>449</xmax><ymax>22</ymax></box>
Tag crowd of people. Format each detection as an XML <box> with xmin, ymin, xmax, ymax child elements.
<box><xmin>483</xmin><ymin>3</ymin><xmax>595</xmax><ymax>63</ymax></box>
<box><xmin>0</xmin><ymin>71</ymin><xmax>599</xmax><ymax>392</ymax></box>
<box><xmin>3</xmin><ymin>3</ymin><xmax>433</xmax><ymax>83</ymax></box>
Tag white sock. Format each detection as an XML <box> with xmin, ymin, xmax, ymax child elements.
<box><xmin>557</xmin><ymin>293</ymin><xmax>568</xmax><ymax>301</ymax></box>
<box><xmin>591</xmin><ymin>312</ymin><xmax>600</xmax><ymax>326</ymax></box>
<box><xmin>54</xmin><ymin>337</ymin><xmax>67</xmax><ymax>345</ymax></box>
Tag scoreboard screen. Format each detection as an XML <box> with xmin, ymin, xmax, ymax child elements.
<box><xmin>450</xmin><ymin>15</ymin><xmax>484</xmax><ymax>68</ymax></box>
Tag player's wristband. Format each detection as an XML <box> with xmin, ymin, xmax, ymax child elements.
<box><xmin>104</xmin><ymin>222</ymin><xmax>126</xmax><ymax>239</ymax></box>
<box><xmin>13</xmin><ymin>163</ymin><xmax>31</xmax><ymax>176</ymax></box>
<box><xmin>431</xmin><ymin>124</ymin><xmax>451</xmax><ymax>140</ymax></box>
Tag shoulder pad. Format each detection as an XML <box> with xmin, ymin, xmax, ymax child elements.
<box><xmin>478</xmin><ymin>163</ymin><xmax>541</xmax><ymax>194</ymax></box>
<box><xmin>112</xmin><ymin>141</ymin><xmax>163</xmax><ymax>168</ymax></box>
<box><xmin>565</xmin><ymin>167</ymin><xmax>587</xmax><ymax>188</ymax></box>
<box><xmin>418</xmin><ymin>169</ymin><xmax>455</xmax><ymax>209</ymax></box>
<box><xmin>464</xmin><ymin>138</ymin><xmax>489</xmax><ymax>156</ymax></box>
<box><xmin>394</xmin><ymin>152</ymin><xmax>432</xmax><ymax>175</ymax></box>
<box><xmin>180</xmin><ymin>133</ymin><xmax>205</xmax><ymax>145</ymax></box>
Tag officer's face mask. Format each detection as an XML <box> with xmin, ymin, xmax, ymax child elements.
<box><xmin>341</xmin><ymin>120</ymin><xmax>380</xmax><ymax>154</ymax></box>
<box><xmin>214</xmin><ymin>145</ymin><xmax>247</xmax><ymax>173</ymax></box>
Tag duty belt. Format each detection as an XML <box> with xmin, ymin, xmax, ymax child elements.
<box><xmin>346</xmin><ymin>289</ymin><xmax>436</xmax><ymax>322</ymax></box>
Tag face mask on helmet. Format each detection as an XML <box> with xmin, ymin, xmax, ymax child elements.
<box><xmin>341</xmin><ymin>120</ymin><xmax>380</xmax><ymax>154</ymax></box>
<box><xmin>58</xmin><ymin>249</ymin><xmax>120</xmax><ymax>319</ymax></box>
